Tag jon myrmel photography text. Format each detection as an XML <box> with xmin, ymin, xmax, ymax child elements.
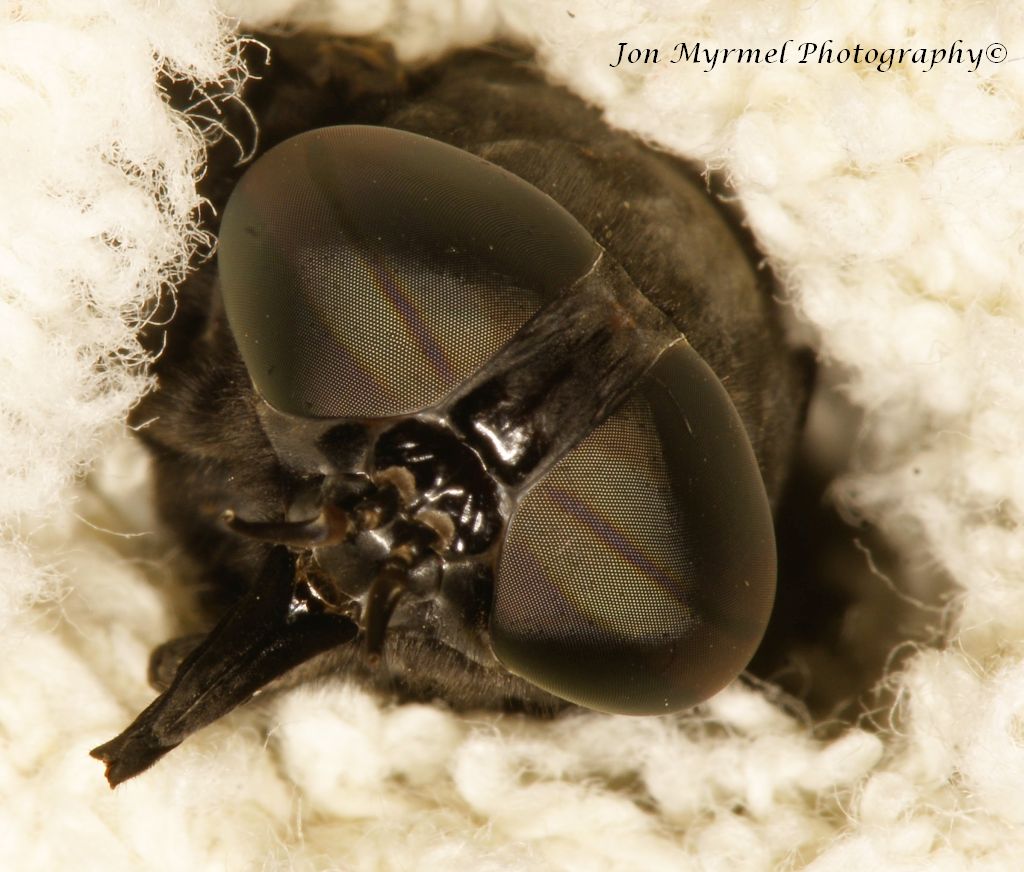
<box><xmin>610</xmin><ymin>39</ymin><xmax>1008</xmax><ymax>73</ymax></box>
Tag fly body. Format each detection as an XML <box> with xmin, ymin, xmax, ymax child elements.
<box><xmin>91</xmin><ymin>36</ymin><xmax>810</xmax><ymax>786</ymax></box>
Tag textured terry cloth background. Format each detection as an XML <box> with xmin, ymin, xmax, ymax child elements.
<box><xmin>1</xmin><ymin>0</ymin><xmax>1023</xmax><ymax>869</ymax></box>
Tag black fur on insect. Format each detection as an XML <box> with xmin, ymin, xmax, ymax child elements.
<box><xmin>90</xmin><ymin>35</ymin><xmax>811</xmax><ymax>787</ymax></box>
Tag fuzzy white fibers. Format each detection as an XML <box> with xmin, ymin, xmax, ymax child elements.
<box><xmin>3</xmin><ymin>0</ymin><xmax>1024</xmax><ymax>870</ymax></box>
<box><xmin>0</xmin><ymin>0</ymin><xmax>243</xmax><ymax>630</ymax></box>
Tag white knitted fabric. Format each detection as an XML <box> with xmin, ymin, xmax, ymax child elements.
<box><xmin>2</xmin><ymin>1</ymin><xmax>1022</xmax><ymax>868</ymax></box>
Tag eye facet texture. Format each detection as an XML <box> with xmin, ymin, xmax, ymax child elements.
<box><xmin>218</xmin><ymin>125</ymin><xmax>599</xmax><ymax>418</ymax></box>
<box><xmin>492</xmin><ymin>342</ymin><xmax>776</xmax><ymax>714</ymax></box>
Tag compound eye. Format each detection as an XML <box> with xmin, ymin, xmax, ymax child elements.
<box><xmin>492</xmin><ymin>343</ymin><xmax>775</xmax><ymax>714</ymax></box>
<box><xmin>217</xmin><ymin>126</ymin><xmax>599</xmax><ymax>418</ymax></box>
